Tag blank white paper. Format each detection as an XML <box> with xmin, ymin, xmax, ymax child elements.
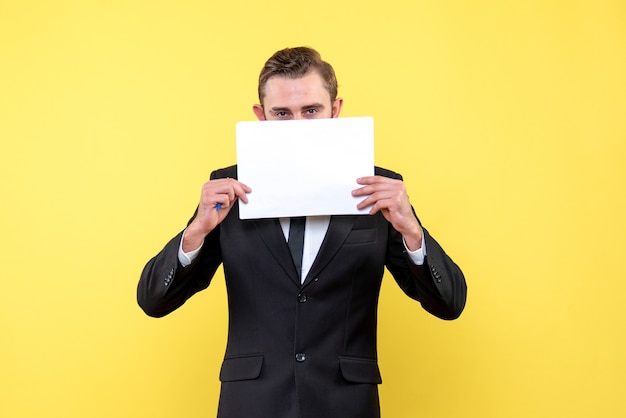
<box><xmin>236</xmin><ymin>116</ymin><xmax>374</xmax><ymax>219</ymax></box>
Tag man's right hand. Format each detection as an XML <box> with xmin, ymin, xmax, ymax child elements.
<box><xmin>182</xmin><ymin>178</ymin><xmax>251</xmax><ymax>252</ymax></box>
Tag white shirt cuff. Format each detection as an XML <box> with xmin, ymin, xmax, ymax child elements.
<box><xmin>178</xmin><ymin>229</ymin><xmax>203</xmax><ymax>267</ymax></box>
<box><xmin>403</xmin><ymin>232</ymin><xmax>427</xmax><ymax>265</ymax></box>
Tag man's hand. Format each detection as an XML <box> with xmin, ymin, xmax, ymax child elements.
<box><xmin>182</xmin><ymin>178</ymin><xmax>251</xmax><ymax>252</ymax></box>
<box><xmin>352</xmin><ymin>176</ymin><xmax>423</xmax><ymax>251</ymax></box>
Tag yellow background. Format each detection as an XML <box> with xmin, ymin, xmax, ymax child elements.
<box><xmin>2</xmin><ymin>1</ymin><xmax>625</xmax><ymax>417</ymax></box>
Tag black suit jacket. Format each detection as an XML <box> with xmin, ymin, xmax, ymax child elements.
<box><xmin>138</xmin><ymin>165</ymin><xmax>466</xmax><ymax>418</ymax></box>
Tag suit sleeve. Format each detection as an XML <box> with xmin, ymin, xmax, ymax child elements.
<box><xmin>137</xmin><ymin>225</ymin><xmax>221</xmax><ymax>317</ymax></box>
<box><xmin>387</xmin><ymin>225</ymin><xmax>467</xmax><ymax>320</ymax></box>
<box><xmin>136</xmin><ymin>226</ymin><xmax>222</xmax><ymax>317</ymax></box>
<box><xmin>378</xmin><ymin>168</ymin><xmax>467</xmax><ymax>320</ymax></box>
<box><xmin>136</xmin><ymin>169</ymin><xmax>231</xmax><ymax>318</ymax></box>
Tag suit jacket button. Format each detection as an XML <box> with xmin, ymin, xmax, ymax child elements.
<box><xmin>295</xmin><ymin>353</ymin><xmax>307</xmax><ymax>362</ymax></box>
<box><xmin>298</xmin><ymin>293</ymin><xmax>307</xmax><ymax>303</ymax></box>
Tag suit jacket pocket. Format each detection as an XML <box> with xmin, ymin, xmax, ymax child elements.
<box><xmin>219</xmin><ymin>354</ymin><xmax>264</xmax><ymax>382</ymax></box>
<box><xmin>339</xmin><ymin>356</ymin><xmax>382</xmax><ymax>384</ymax></box>
<box><xmin>344</xmin><ymin>228</ymin><xmax>377</xmax><ymax>244</ymax></box>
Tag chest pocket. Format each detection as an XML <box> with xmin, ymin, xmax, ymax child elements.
<box><xmin>344</xmin><ymin>228</ymin><xmax>377</xmax><ymax>245</ymax></box>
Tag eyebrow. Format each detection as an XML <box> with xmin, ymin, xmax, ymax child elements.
<box><xmin>269</xmin><ymin>103</ymin><xmax>326</xmax><ymax>112</ymax></box>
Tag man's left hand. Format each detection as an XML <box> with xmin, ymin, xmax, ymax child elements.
<box><xmin>352</xmin><ymin>176</ymin><xmax>423</xmax><ymax>251</ymax></box>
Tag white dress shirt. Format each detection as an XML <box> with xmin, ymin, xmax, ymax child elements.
<box><xmin>179</xmin><ymin>216</ymin><xmax>426</xmax><ymax>283</ymax></box>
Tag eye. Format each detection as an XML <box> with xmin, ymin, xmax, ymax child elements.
<box><xmin>306</xmin><ymin>108</ymin><xmax>318</xmax><ymax>114</ymax></box>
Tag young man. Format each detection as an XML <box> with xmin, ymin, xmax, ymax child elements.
<box><xmin>138</xmin><ymin>47</ymin><xmax>467</xmax><ymax>418</ymax></box>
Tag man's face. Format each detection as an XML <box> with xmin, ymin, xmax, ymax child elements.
<box><xmin>253</xmin><ymin>71</ymin><xmax>343</xmax><ymax>121</ymax></box>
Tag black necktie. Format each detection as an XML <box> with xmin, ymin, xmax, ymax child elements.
<box><xmin>288</xmin><ymin>217</ymin><xmax>306</xmax><ymax>276</ymax></box>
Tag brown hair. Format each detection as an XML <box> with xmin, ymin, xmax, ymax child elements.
<box><xmin>257</xmin><ymin>47</ymin><xmax>338</xmax><ymax>104</ymax></box>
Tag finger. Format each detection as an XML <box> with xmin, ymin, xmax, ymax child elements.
<box><xmin>365</xmin><ymin>199</ymin><xmax>391</xmax><ymax>215</ymax></box>
<box><xmin>357</xmin><ymin>175</ymin><xmax>399</xmax><ymax>185</ymax></box>
<box><xmin>214</xmin><ymin>193</ymin><xmax>232</xmax><ymax>210</ymax></box>
<box><xmin>352</xmin><ymin>183</ymin><xmax>380</xmax><ymax>197</ymax></box>
<box><xmin>356</xmin><ymin>187</ymin><xmax>396</xmax><ymax>207</ymax></box>
<box><xmin>356</xmin><ymin>175</ymin><xmax>385</xmax><ymax>184</ymax></box>
<box><xmin>357</xmin><ymin>194</ymin><xmax>387</xmax><ymax>211</ymax></box>
<box><xmin>209</xmin><ymin>179</ymin><xmax>251</xmax><ymax>203</ymax></box>
<box><xmin>354</xmin><ymin>176</ymin><xmax>402</xmax><ymax>195</ymax></box>
<box><xmin>229</xmin><ymin>180</ymin><xmax>252</xmax><ymax>204</ymax></box>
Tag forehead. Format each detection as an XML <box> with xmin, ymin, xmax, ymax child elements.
<box><xmin>262</xmin><ymin>72</ymin><xmax>330</xmax><ymax>107</ymax></box>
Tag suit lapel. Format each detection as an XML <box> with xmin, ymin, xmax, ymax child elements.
<box><xmin>252</xmin><ymin>216</ymin><xmax>357</xmax><ymax>287</ymax></box>
<box><xmin>303</xmin><ymin>216</ymin><xmax>355</xmax><ymax>286</ymax></box>
<box><xmin>253</xmin><ymin>218</ymin><xmax>301</xmax><ymax>286</ymax></box>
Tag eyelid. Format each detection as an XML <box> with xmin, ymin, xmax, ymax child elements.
<box><xmin>304</xmin><ymin>107</ymin><xmax>321</xmax><ymax>116</ymax></box>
